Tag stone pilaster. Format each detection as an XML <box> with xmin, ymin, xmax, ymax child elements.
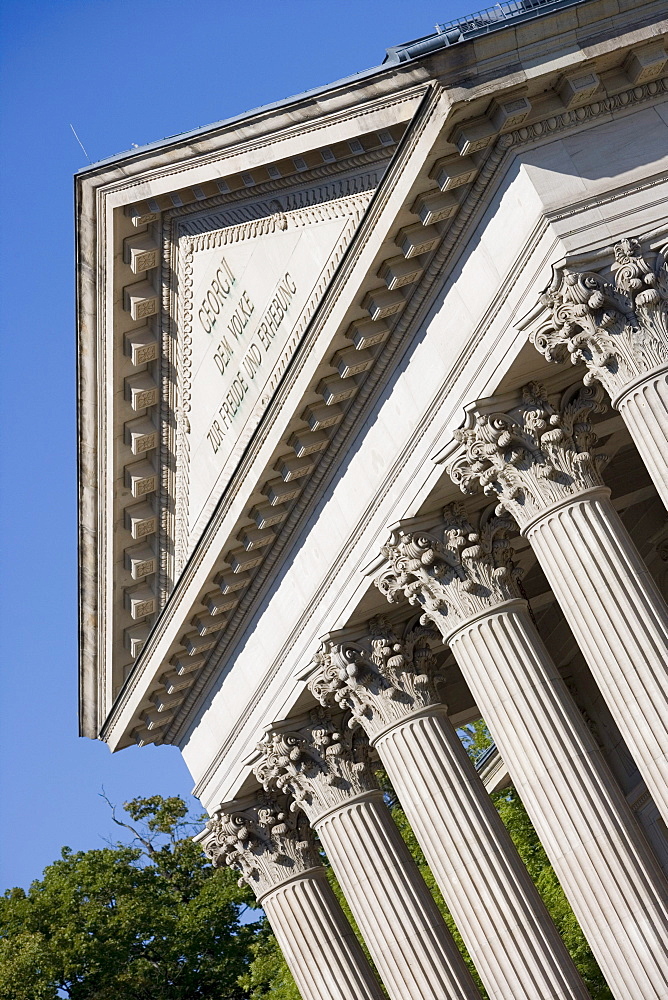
<box><xmin>376</xmin><ymin>504</ymin><xmax>668</xmax><ymax>1000</ymax></box>
<box><xmin>309</xmin><ymin>617</ymin><xmax>590</xmax><ymax>1000</ymax></box>
<box><xmin>202</xmin><ymin>794</ymin><xmax>384</xmax><ymax>1000</ymax></box>
<box><xmin>255</xmin><ymin>711</ymin><xmax>480</xmax><ymax>1000</ymax></box>
<box><xmin>531</xmin><ymin>237</ymin><xmax>668</xmax><ymax>508</ymax></box>
<box><xmin>448</xmin><ymin>381</ymin><xmax>668</xmax><ymax>825</ymax></box>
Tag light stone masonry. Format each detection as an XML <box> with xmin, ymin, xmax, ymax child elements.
<box><xmin>531</xmin><ymin>237</ymin><xmax>668</xmax><ymax>509</ymax></box>
<box><xmin>449</xmin><ymin>382</ymin><xmax>668</xmax><ymax>828</ymax></box>
<box><xmin>76</xmin><ymin>3</ymin><xmax>668</xmax><ymax>995</ymax></box>
<box><xmin>202</xmin><ymin>795</ymin><xmax>385</xmax><ymax>1000</ymax></box>
<box><xmin>308</xmin><ymin>619</ymin><xmax>590</xmax><ymax>1000</ymax></box>
<box><xmin>255</xmin><ymin>713</ymin><xmax>481</xmax><ymax>1000</ymax></box>
<box><xmin>375</xmin><ymin>505</ymin><xmax>668</xmax><ymax>1000</ymax></box>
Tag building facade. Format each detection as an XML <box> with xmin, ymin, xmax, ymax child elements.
<box><xmin>76</xmin><ymin>1</ymin><xmax>668</xmax><ymax>997</ymax></box>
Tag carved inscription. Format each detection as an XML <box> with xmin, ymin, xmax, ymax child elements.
<box><xmin>182</xmin><ymin>198</ymin><xmax>371</xmax><ymax>549</ymax></box>
<box><xmin>205</xmin><ymin>272</ymin><xmax>297</xmax><ymax>455</ymax></box>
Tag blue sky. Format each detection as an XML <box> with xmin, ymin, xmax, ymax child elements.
<box><xmin>0</xmin><ymin>0</ymin><xmax>471</xmax><ymax>891</ymax></box>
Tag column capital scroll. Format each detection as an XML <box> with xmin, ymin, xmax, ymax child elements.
<box><xmin>309</xmin><ymin>617</ymin><xmax>444</xmax><ymax>739</ymax></box>
<box><xmin>531</xmin><ymin>236</ymin><xmax>668</xmax><ymax>402</ymax></box>
<box><xmin>374</xmin><ymin>504</ymin><xmax>524</xmax><ymax>637</ymax></box>
<box><xmin>254</xmin><ymin>710</ymin><xmax>378</xmax><ymax>824</ymax></box>
<box><xmin>448</xmin><ymin>381</ymin><xmax>608</xmax><ymax>528</ymax></box>
<box><xmin>201</xmin><ymin>794</ymin><xmax>320</xmax><ymax>899</ymax></box>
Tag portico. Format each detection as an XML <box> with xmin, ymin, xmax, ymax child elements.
<box><xmin>77</xmin><ymin>1</ymin><xmax>668</xmax><ymax>997</ymax></box>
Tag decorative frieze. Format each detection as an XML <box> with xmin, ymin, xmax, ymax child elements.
<box><xmin>448</xmin><ymin>382</ymin><xmax>608</xmax><ymax>529</ymax></box>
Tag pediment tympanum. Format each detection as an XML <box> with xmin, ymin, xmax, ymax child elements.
<box><xmin>172</xmin><ymin>180</ymin><xmax>378</xmax><ymax>565</ymax></box>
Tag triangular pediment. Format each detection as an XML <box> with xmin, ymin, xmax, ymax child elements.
<box><xmin>171</xmin><ymin>180</ymin><xmax>378</xmax><ymax>564</ymax></box>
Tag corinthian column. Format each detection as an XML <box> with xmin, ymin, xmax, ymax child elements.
<box><xmin>529</xmin><ymin>236</ymin><xmax>668</xmax><ymax>508</ymax></box>
<box><xmin>201</xmin><ymin>793</ymin><xmax>385</xmax><ymax>1000</ymax></box>
<box><xmin>449</xmin><ymin>381</ymin><xmax>668</xmax><ymax>825</ymax></box>
<box><xmin>307</xmin><ymin>618</ymin><xmax>590</xmax><ymax>1000</ymax></box>
<box><xmin>255</xmin><ymin>711</ymin><xmax>480</xmax><ymax>1000</ymax></box>
<box><xmin>375</xmin><ymin>505</ymin><xmax>668</xmax><ymax>1000</ymax></box>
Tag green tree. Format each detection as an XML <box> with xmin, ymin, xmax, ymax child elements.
<box><xmin>0</xmin><ymin>796</ymin><xmax>260</xmax><ymax>1000</ymax></box>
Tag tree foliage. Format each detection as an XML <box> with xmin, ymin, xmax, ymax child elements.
<box><xmin>1</xmin><ymin>730</ymin><xmax>614</xmax><ymax>1000</ymax></box>
<box><xmin>0</xmin><ymin>796</ymin><xmax>259</xmax><ymax>1000</ymax></box>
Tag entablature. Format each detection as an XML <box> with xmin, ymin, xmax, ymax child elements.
<box><xmin>76</xmin><ymin>0</ymin><xmax>668</xmax><ymax>757</ymax></box>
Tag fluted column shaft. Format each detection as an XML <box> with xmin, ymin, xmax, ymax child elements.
<box><xmin>448</xmin><ymin>381</ymin><xmax>668</xmax><ymax>824</ymax></box>
<box><xmin>373</xmin><ymin>706</ymin><xmax>590</xmax><ymax>1000</ymax></box>
<box><xmin>256</xmin><ymin>714</ymin><xmax>480</xmax><ymax>1000</ymax></box>
<box><xmin>261</xmin><ymin>869</ymin><xmax>385</xmax><ymax>1000</ymax></box>
<box><xmin>315</xmin><ymin>789</ymin><xmax>480</xmax><ymax>1000</ymax></box>
<box><xmin>201</xmin><ymin>794</ymin><xmax>384</xmax><ymax>1000</ymax></box>
<box><xmin>524</xmin><ymin>487</ymin><xmax>668</xmax><ymax>823</ymax></box>
<box><xmin>616</xmin><ymin>370</ymin><xmax>668</xmax><ymax>509</ymax></box>
<box><xmin>448</xmin><ymin>599</ymin><xmax>668</xmax><ymax>1000</ymax></box>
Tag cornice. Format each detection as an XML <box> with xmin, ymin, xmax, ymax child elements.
<box><xmin>100</xmin><ymin>84</ymin><xmax>445</xmax><ymax>748</ymax></box>
<box><xmin>109</xmin><ymin>71</ymin><xmax>668</xmax><ymax>752</ymax></box>
<box><xmin>77</xmin><ymin>83</ymin><xmax>427</xmax><ymax>738</ymax></box>
<box><xmin>78</xmin><ymin>20</ymin><xmax>668</xmax><ymax>743</ymax></box>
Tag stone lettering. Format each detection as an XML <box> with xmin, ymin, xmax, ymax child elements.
<box><xmin>228</xmin><ymin>291</ymin><xmax>255</xmax><ymax>340</ymax></box>
<box><xmin>205</xmin><ymin>271</ymin><xmax>298</xmax><ymax>455</ymax></box>
<box><xmin>198</xmin><ymin>258</ymin><xmax>236</xmax><ymax>334</ymax></box>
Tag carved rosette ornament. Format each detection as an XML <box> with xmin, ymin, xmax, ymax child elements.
<box><xmin>373</xmin><ymin>505</ymin><xmax>523</xmax><ymax>638</ymax></box>
<box><xmin>201</xmin><ymin>795</ymin><xmax>319</xmax><ymax>899</ymax></box>
<box><xmin>448</xmin><ymin>382</ymin><xmax>608</xmax><ymax>529</ymax></box>
<box><xmin>254</xmin><ymin>710</ymin><xmax>377</xmax><ymax>823</ymax></box>
<box><xmin>532</xmin><ymin>237</ymin><xmax>668</xmax><ymax>402</ymax></box>
<box><xmin>309</xmin><ymin>617</ymin><xmax>444</xmax><ymax>738</ymax></box>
